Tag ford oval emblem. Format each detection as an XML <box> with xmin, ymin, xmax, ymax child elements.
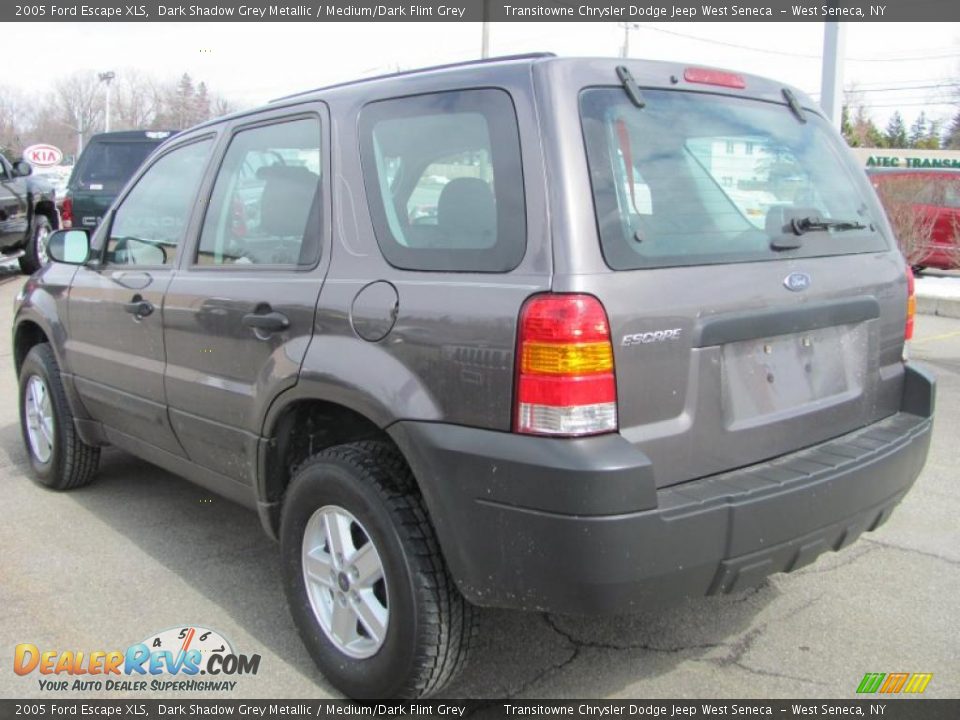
<box><xmin>784</xmin><ymin>272</ymin><xmax>811</xmax><ymax>292</ymax></box>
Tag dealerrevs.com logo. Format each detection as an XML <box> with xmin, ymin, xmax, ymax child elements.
<box><xmin>14</xmin><ymin>626</ymin><xmax>261</xmax><ymax>692</ymax></box>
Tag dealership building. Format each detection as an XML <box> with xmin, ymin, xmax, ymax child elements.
<box><xmin>849</xmin><ymin>148</ymin><xmax>960</xmax><ymax>170</ymax></box>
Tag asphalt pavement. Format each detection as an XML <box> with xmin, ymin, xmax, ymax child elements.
<box><xmin>0</xmin><ymin>272</ymin><xmax>957</xmax><ymax>700</ymax></box>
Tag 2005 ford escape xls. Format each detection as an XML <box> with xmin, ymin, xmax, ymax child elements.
<box><xmin>13</xmin><ymin>54</ymin><xmax>935</xmax><ymax>698</ymax></box>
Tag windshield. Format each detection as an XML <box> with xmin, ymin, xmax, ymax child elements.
<box><xmin>75</xmin><ymin>141</ymin><xmax>159</xmax><ymax>190</ymax></box>
<box><xmin>580</xmin><ymin>88</ymin><xmax>887</xmax><ymax>269</ymax></box>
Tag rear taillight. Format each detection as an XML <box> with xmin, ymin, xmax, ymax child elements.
<box><xmin>515</xmin><ymin>294</ymin><xmax>617</xmax><ymax>436</ymax></box>
<box><xmin>60</xmin><ymin>196</ymin><xmax>73</xmax><ymax>228</ymax></box>
<box><xmin>905</xmin><ymin>265</ymin><xmax>916</xmax><ymax>341</ymax></box>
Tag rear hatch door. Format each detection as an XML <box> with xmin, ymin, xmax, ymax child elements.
<box><xmin>573</xmin><ymin>79</ymin><xmax>907</xmax><ymax>488</ymax></box>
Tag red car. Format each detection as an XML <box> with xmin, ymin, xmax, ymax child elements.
<box><xmin>867</xmin><ymin>168</ymin><xmax>960</xmax><ymax>271</ymax></box>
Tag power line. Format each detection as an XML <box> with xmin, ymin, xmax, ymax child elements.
<box><xmin>632</xmin><ymin>24</ymin><xmax>960</xmax><ymax>63</ymax></box>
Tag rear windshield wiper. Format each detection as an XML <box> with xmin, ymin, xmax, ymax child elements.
<box><xmin>789</xmin><ymin>216</ymin><xmax>868</xmax><ymax>235</ymax></box>
<box><xmin>770</xmin><ymin>216</ymin><xmax>868</xmax><ymax>250</ymax></box>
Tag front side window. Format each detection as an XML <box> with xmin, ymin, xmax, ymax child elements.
<box><xmin>359</xmin><ymin>89</ymin><xmax>526</xmax><ymax>272</ymax></box>
<box><xmin>197</xmin><ymin>117</ymin><xmax>322</xmax><ymax>267</ymax></box>
<box><xmin>581</xmin><ymin>88</ymin><xmax>887</xmax><ymax>269</ymax></box>
<box><xmin>106</xmin><ymin>139</ymin><xmax>212</xmax><ymax>266</ymax></box>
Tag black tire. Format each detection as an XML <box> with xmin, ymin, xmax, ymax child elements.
<box><xmin>19</xmin><ymin>215</ymin><xmax>52</xmax><ymax>275</ymax></box>
<box><xmin>18</xmin><ymin>343</ymin><xmax>100</xmax><ymax>490</ymax></box>
<box><xmin>280</xmin><ymin>440</ymin><xmax>475</xmax><ymax>699</ymax></box>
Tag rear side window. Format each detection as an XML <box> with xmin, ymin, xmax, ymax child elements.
<box><xmin>76</xmin><ymin>141</ymin><xmax>159</xmax><ymax>190</ymax></box>
<box><xmin>359</xmin><ymin>89</ymin><xmax>526</xmax><ymax>272</ymax></box>
<box><xmin>197</xmin><ymin>117</ymin><xmax>322</xmax><ymax>267</ymax></box>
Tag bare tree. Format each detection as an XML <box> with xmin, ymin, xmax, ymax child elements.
<box><xmin>0</xmin><ymin>85</ymin><xmax>32</xmax><ymax>156</ymax></box>
<box><xmin>112</xmin><ymin>69</ymin><xmax>162</xmax><ymax>130</ymax></box>
<box><xmin>872</xmin><ymin>175</ymin><xmax>938</xmax><ymax>267</ymax></box>
<box><xmin>48</xmin><ymin>72</ymin><xmax>105</xmax><ymax>155</ymax></box>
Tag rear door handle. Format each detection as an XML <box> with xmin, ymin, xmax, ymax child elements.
<box><xmin>123</xmin><ymin>296</ymin><xmax>154</xmax><ymax>318</ymax></box>
<box><xmin>242</xmin><ymin>310</ymin><xmax>289</xmax><ymax>332</ymax></box>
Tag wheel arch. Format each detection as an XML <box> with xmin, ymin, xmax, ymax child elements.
<box><xmin>256</xmin><ymin>393</ymin><xmax>410</xmax><ymax>540</ymax></box>
<box><xmin>33</xmin><ymin>199</ymin><xmax>59</xmax><ymax>230</ymax></box>
<box><xmin>13</xmin><ymin>318</ymin><xmax>50</xmax><ymax>377</ymax></box>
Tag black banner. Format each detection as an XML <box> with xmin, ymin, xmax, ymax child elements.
<box><xmin>4</xmin><ymin>0</ymin><xmax>960</xmax><ymax>23</ymax></box>
<box><xmin>1</xmin><ymin>700</ymin><xmax>959</xmax><ymax>720</ymax></box>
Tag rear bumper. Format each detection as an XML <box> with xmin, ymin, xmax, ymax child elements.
<box><xmin>390</xmin><ymin>363</ymin><xmax>935</xmax><ymax>615</ymax></box>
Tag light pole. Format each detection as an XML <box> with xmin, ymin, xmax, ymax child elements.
<box><xmin>820</xmin><ymin>22</ymin><xmax>846</xmax><ymax>129</ymax></box>
<box><xmin>480</xmin><ymin>0</ymin><xmax>490</xmax><ymax>58</ymax></box>
<box><xmin>98</xmin><ymin>71</ymin><xmax>116</xmax><ymax>132</ymax></box>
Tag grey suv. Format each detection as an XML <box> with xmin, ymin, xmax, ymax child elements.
<box><xmin>12</xmin><ymin>54</ymin><xmax>935</xmax><ymax>699</ymax></box>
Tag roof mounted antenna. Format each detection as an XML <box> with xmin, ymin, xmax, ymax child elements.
<box><xmin>616</xmin><ymin>66</ymin><xmax>645</xmax><ymax>109</ymax></box>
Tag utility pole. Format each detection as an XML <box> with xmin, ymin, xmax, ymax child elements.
<box><xmin>820</xmin><ymin>22</ymin><xmax>846</xmax><ymax>129</ymax></box>
<box><xmin>619</xmin><ymin>22</ymin><xmax>639</xmax><ymax>59</ymax></box>
<box><xmin>98</xmin><ymin>71</ymin><xmax>116</xmax><ymax>132</ymax></box>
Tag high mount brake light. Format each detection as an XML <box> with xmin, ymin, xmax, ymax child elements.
<box><xmin>684</xmin><ymin>67</ymin><xmax>747</xmax><ymax>89</ymax></box>
<box><xmin>515</xmin><ymin>294</ymin><xmax>618</xmax><ymax>437</ymax></box>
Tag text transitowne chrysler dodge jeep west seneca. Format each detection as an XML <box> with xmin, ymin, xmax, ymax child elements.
<box><xmin>13</xmin><ymin>54</ymin><xmax>935</xmax><ymax>699</ymax></box>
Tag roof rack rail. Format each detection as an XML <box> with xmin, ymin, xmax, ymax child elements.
<box><xmin>270</xmin><ymin>52</ymin><xmax>557</xmax><ymax>103</ymax></box>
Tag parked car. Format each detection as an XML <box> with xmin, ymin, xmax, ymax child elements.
<box><xmin>13</xmin><ymin>54</ymin><xmax>934</xmax><ymax>699</ymax></box>
<box><xmin>0</xmin><ymin>152</ymin><xmax>59</xmax><ymax>273</ymax></box>
<box><xmin>867</xmin><ymin>167</ymin><xmax>960</xmax><ymax>272</ymax></box>
<box><xmin>61</xmin><ymin>130</ymin><xmax>175</xmax><ymax>231</ymax></box>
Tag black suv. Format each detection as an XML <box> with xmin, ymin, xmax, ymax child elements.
<box><xmin>0</xmin><ymin>152</ymin><xmax>59</xmax><ymax>273</ymax></box>
<box><xmin>61</xmin><ymin>130</ymin><xmax>174</xmax><ymax>232</ymax></box>
<box><xmin>13</xmin><ymin>55</ymin><xmax>935</xmax><ymax>698</ymax></box>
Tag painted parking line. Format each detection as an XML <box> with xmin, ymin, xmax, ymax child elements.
<box><xmin>911</xmin><ymin>330</ymin><xmax>960</xmax><ymax>345</ymax></box>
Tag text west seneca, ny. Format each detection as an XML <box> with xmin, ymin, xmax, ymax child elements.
<box><xmin>155</xmin><ymin>4</ymin><xmax>467</xmax><ymax>17</ymax></box>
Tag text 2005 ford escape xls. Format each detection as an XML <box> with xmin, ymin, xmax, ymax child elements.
<box><xmin>14</xmin><ymin>55</ymin><xmax>934</xmax><ymax>698</ymax></box>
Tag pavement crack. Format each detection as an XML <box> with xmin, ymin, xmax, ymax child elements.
<box><xmin>501</xmin><ymin>619</ymin><xmax>581</xmax><ymax>699</ymax></box>
<box><xmin>542</xmin><ymin>613</ymin><xmax>724</xmax><ymax>654</ymax></box>
<box><xmin>795</xmin><ymin>543</ymin><xmax>880</xmax><ymax>575</ymax></box>
<box><xmin>726</xmin><ymin>659</ymin><xmax>824</xmax><ymax>686</ymax></box>
<box><xmin>701</xmin><ymin>624</ymin><xmax>822</xmax><ymax>686</ymax></box>
<box><xmin>862</xmin><ymin>537</ymin><xmax>960</xmax><ymax>567</ymax></box>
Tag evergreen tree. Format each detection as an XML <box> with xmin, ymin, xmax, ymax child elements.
<box><xmin>908</xmin><ymin>112</ymin><xmax>929</xmax><ymax>148</ymax></box>
<box><xmin>194</xmin><ymin>82</ymin><xmax>211</xmax><ymax>125</ymax></box>
<box><xmin>945</xmin><ymin>110</ymin><xmax>960</xmax><ymax>150</ymax></box>
<box><xmin>915</xmin><ymin>119</ymin><xmax>942</xmax><ymax>150</ymax></box>
<box><xmin>172</xmin><ymin>73</ymin><xmax>195</xmax><ymax>129</ymax></box>
<box><xmin>885</xmin><ymin>111</ymin><xmax>908</xmax><ymax>149</ymax></box>
<box><xmin>841</xmin><ymin>105</ymin><xmax>856</xmax><ymax>145</ymax></box>
<box><xmin>851</xmin><ymin>106</ymin><xmax>886</xmax><ymax>148</ymax></box>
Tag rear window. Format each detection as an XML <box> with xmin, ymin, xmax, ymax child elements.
<box><xmin>75</xmin><ymin>140</ymin><xmax>160</xmax><ymax>190</ymax></box>
<box><xmin>359</xmin><ymin>89</ymin><xmax>526</xmax><ymax>272</ymax></box>
<box><xmin>580</xmin><ymin>88</ymin><xmax>887</xmax><ymax>270</ymax></box>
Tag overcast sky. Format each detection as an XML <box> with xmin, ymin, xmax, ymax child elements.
<box><xmin>13</xmin><ymin>21</ymin><xmax>960</xmax><ymax>129</ymax></box>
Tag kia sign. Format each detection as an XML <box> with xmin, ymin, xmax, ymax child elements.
<box><xmin>23</xmin><ymin>144</ymin><xmax>63</xmax><ymax>168</ymax></box>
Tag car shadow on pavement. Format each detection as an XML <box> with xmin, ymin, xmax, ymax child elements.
<box><xmin>2</xmin><ymin>425</ymin><xmax>778</xmax><ymax>699</ymax></box>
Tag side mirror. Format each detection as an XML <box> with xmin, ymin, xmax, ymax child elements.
<box><xmin>47</xmin><ymin>229</ymin><xmax>91</xmax><ymax>265</ymax></box>
<box><xmin>12</xmin><ymin>160</ymin><xmax>33</xmax><ymax>177</ymax></box>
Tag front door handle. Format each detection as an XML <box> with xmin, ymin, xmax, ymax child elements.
<box><xmin>124</xmin><ymin>296</ymin><xmax>154</xmax><ymax>318</ymax></box>
<box><xmin>242</xmin><ymin>310</ymin><xmax>289</xmax><ymax>332</ymax></box>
